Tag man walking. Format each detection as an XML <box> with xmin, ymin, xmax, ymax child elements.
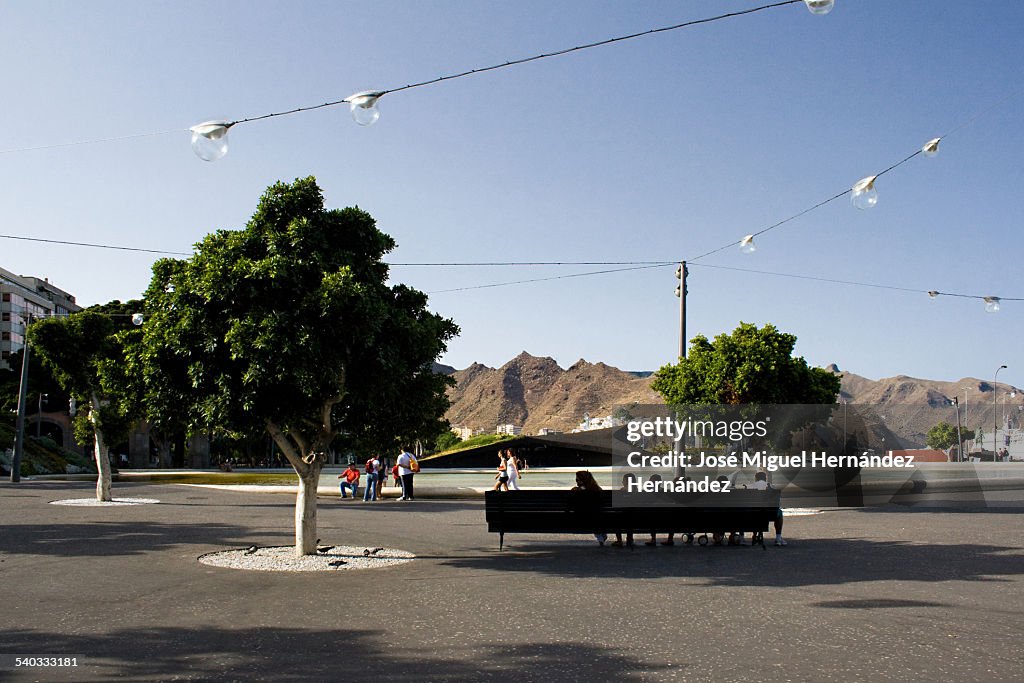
<box><xmin>397</xmin><ymin>446</ymin><xmax>417</xmax><ymax>501</ymax></box>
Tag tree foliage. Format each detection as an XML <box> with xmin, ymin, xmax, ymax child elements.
<box><xmin>926</xmin><ymin>421</ymin><xmax>974</xmax><ymax>450</ymax></box>
<box><xmin>652</xmin><ymin>322</ymin><xmax>840</xmax><ymax>405</ymax></box>
<box><xmin>120</xmin><ymin>177</ymin><xmax>458</xmax><ymax>553</ymax></box>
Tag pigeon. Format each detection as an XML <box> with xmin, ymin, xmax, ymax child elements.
<box><xmin>363</xmin><ymin>547</ymin><xmax>385</xmax><ymax>556</ymax></box>
<box><xmin>244</xmin><ymin>545</ymin><xmax>258</xmax><ymax>555</ymax></box>
<box><xmin>328</xmin><ymin>560</ymin><xmax>346</xmax><ymax>567</ymax></box>
<box><xmin>317</xmin><ymin>545</ymin><xmax>334</xmax><ymax>554</ymax></box>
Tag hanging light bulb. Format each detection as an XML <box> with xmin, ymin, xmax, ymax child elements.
<box><xmin>984</xmin><ymin>296</ymin><xmax>1001</xmax><ymax>313</ymax></box>
<box><xmin>927</xmin><ymin>291</ymin><xmax>939</xmax><ymax>299</ymax></box>
<box><xmin>739</xmin><ymin>235</ymin><xmax>756</xmax><ymax>254</ymax></box>
<box><xmin>343</xmin><ymin>90</ymin><xmax>385</xmax><ymax>126</ymax></box>
<box><xmin>851</xmin><ymin>175</ymin><xmax>878</xmax><ymax>210</ymax></box>
<box><xmin>803</xmin><ymin>0</ymin><xmax>835</xmax><ymax>15</ymax></box>
<box><xmin>131</xmin><ymin>313</ymin><xmax>144</xmax><ymax>326</ymax></box>
<box><xmin>189</xmin><ymin>121</ymin><xmax>232</xmax><ymax>162</ymax></box>
<box><xmin>922</xmin><ymin>137</ymin><xmax>941</xmax><ymax>158</ymax></box>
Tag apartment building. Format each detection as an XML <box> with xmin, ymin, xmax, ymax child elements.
<box><xmin>0</xmin><ymin>266</ymin><xmax>81</xmax><ymax>369</ymax></box>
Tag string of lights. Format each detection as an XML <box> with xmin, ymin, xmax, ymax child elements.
<box><xmin>687</xmin><ymin>86</ymin><xmax>1023</xmax><ymax>264</ymax></box>
<box><xmin>0</xmin><ymin>1</ymin><xmax>825</xmax><ymax>159</ymax></box>
<box><xmin>186</xmin><ymin>0</ymin><xmax>825</xmax><ymax>161</ymax></box>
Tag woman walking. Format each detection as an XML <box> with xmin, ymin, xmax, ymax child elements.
<box><xmin>505</xmin><ymin>449</ymin><xmax>521</xmax><ymax>490</ymax></box>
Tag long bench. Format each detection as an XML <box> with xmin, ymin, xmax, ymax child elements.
<box><xmin>485</xmin><ymin>489</ymin><xmax>781</xmax><ymax>550</ymax></box>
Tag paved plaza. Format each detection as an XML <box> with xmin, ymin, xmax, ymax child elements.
<box><xmin>2</xmin><ymin>480</ymin><xmax>1023</xmax><ymax>682</ymax></box>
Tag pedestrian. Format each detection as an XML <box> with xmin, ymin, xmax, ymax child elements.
<box><xmin>570</xmin><ymin>470</ymin><xmax>607</xmax><ymax>546</ymax></box>
<box><xmin>376</xmin><ymin>455</ymin><xmax>390</xmax><ymax>498</ymax></box>
<box><xmin>397</xmin><ymin>446</ymin><xmax>417</xmax><ymax>501</ymax></box>
<box><xmin>494</xmin><ymin>451</ymin><xmax>510</xmax><ymax>491</ymax></box>
<box><xmin>363</xmin><ymin>455</ymin><xmax>380</xmax><ymax>502</ymax></box>
<box><xmin>506</xmin><ymin>449</ymin><xmax>521</xmax><ymax>490</ymax></box>
<box><xmin>338</xmin><ymin>463</ymin><xmax>360</xmax><ymax>499</ymax></box>
<box><xmin>752</xmin><ymin>471</ymin><xmax>785</xmax><ymax>545</ymax></box>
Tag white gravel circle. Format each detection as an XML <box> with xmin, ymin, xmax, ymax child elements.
<box><xmin>198</xmin><ymin>545</ymin><xmax>416</xmax><ymax>572</ymax></box>
<box><xmin>782</xmin><ymin>508</ymin><xmax>824</xmax><ymax>516</ymax></box>
<box><xmin>49</xmin><ymin>497</ymin><xmax>161</xmax><ymax>506</ymax></box>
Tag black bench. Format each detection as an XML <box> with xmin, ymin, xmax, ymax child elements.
<box><xmin>485</xmin><ymin>489</ymin><xmax>782</xmax><ymax>550</ymax></box>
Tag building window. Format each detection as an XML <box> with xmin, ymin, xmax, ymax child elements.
<box><xmin>1</xmin><ymin>293</ymin><xmax>10</xmax><ymax>302</ymax></box>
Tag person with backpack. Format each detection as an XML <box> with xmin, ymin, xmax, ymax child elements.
<box><xmin>362</xmin><ymin>455</ymin><xmax>381</xmax><ymax>502</ymax></box>
<box><xmin>396</xmin><ymin>446</ymin><xmax>419</xmax><ymax>501</ymax></box>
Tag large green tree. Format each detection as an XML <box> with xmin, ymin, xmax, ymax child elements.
<box><xmin>926</xmin><ymin>421</ymin><xmax>974</xmax><ymax>451</ymax></box>
<box><xmin>28</xmin><ymin>304</ymin><xmax>140</xmax><ymax>501</ymax></box>
<box><xmin>652</xmin><ymin>322</ymin><xmax>840</xmax><ymax>405</ymax></box>
<box><xmin>122</xmin><ymin>177</ymin><xmax>458</xmax><ymax>555</ymax></box>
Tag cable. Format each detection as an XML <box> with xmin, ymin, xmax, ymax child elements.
<box><xmin>0</xmin><ymin>234</ymin><xmax>190</xmax><ymax>256</ymax></box>
<box><xmin>686</xmin><ymin>89</ymin><xmax>1024</xmax><ymax>264</ymax></box>
<box><xmin>427</xmin><ymin>263</ymin><xmax>674</xmax><ymax>293</ymax></box>
<box><xmin>389</xmin><ymin>260</ymin><xmax>676</xmax><ymax>267</ymax></box>
<box><xmin>227</xmin><ymin>1</ymin><xmax>801</xmax><ymax>128</ymax></box>
<box><xmin>690</xmin><ymin>262</ymin><xmax>1024</xmax><ymax>301</ymax></box>
<box><xmin>0</xmin><ymin>129</ymin><xmax>185</xmax><ymax>155</ymax></box>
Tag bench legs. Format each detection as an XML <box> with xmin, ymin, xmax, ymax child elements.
<box><xmin>499</xmin><ymin>532</ymin><xmax>504</xmax><ymax>552</ymax></box>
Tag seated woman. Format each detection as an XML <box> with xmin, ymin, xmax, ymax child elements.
<box><xmin>571</xmin><ymin>470</ymin><xmax>607</xmax><ymax>546</ymax></box>
<box><xmin>612</xmin><ymin>473</ymin><xmax>637</xmax><ymax>547</ymax></box>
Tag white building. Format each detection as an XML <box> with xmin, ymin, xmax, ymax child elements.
<box><xmin>496</xmin><ymin>424</ymin><xmax>523</xmax><ymax>436</ymax></box>
<box><xmin>451</xmin><ymin>426</ymin><xmax>485</xmax><ymax>441</ymax></box>
<box><xmin>1</xmin><ymin>266</ymin><xmax>80</xmax><ymax>369</ymax></box>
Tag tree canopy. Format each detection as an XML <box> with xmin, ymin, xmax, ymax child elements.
<box><xmin>652</xmin><ymin>322</ymin><xmax>841</xmax><ymax>405</ymax></box>
<box><xmin>122</xmin><ymin>176</ymin><xmax>458</xmax><ymax>553</ymax></box>
<box><xmin>926</xmin><ymin>421</ymin><xmax>974</xmax><ymax>451</ymax></box>
<box><xmin>28</xmin><ymin>307</ymin><xmax>140</xmax><ymax>500</ymax></box>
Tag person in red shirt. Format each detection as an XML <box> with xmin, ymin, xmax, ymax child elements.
<box><xmin>338</xmin><ymin>464</ymin><xmax>360</xmax><ymax>499</ymax></box>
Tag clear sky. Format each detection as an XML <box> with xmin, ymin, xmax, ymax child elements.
<box><xmin>2</xmin><ymin>1</ymin><xmax>1022</xmax><ymax>387</ymax></box>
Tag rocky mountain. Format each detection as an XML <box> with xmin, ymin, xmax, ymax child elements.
<box><xmin>836</xmin><ymin>366</ymin><xmax>1021</xmax><ymax>449</ymax></box>
<box><xmin>444</xmin><ymin>352</ymin><xmax>661</xmax><ymax>434</ymax></box>
<box><xmin>442</xmin><ymin>356</ymin><xmax>1022</xmax><ymax>449</ymax></box>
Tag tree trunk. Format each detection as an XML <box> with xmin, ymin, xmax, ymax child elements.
<box><xmin>294</xmin><ymin>461</ymin><xmax>321</xmax><ymax>556</ymax></box>
<box><xmin>90</xmin><ymin>394</ymin><xmax>112</xmax><ymax>502</ymax></box>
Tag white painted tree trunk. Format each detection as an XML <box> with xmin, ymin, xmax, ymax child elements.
<box><xmin>295</xmin><ymin>464</ymin><xmax>321</xmax><ymax>556</ymax></box>
<box><xmin>90</xmin><ymin>394</ymin><xmax>112</xmax><ymax>502</ymax></box>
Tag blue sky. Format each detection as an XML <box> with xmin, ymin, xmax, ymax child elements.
<box><xmin>2</xmin><ymin>0</ymin><xmax>1022</xmax><ymax>387</ymax></box>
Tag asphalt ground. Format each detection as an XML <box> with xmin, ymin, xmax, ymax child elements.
<box><xmin>1</xmin><ymin>480</ymin><xmax>1023</xmax><ymax>682</ymax></box>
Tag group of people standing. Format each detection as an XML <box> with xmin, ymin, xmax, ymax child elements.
<box><xmin>337</xmin><ymin>447</ymin><xmax>420</xmax><ymax>501</ymax></box>
<box><xmin>493</xmin><ymin>449</ymin><xmax>525</xmax><ymax>491</ymax></box>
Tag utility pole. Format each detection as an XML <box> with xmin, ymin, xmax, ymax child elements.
<box><xmin>952</xmin><ymin>396</ymin><xmax>963</xmax><ymax>463</ymax></box>
<box><xmin>675</xmin><ymin>261</ymin><xmax>688</xmax><ymax>359</ymax></box>
<box><xmin>995</xmin><ymin>365</ymin><xmax>1007</xmax><ymax>461</ymax></box>
<box><xmin>11</xmin><ymin>316</ymin><xmax>32</xmax><ymax>483</ymax></box>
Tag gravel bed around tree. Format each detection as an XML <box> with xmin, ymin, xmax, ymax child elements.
<box><xmin>49</xmin><ymin>497</ymin><xmax>161</xmax><ymax>506</ymax></box>
<box><xmin>197</xmin><ymin>545</ymin><xmax>416</xmax><ymax>572</ymax></box>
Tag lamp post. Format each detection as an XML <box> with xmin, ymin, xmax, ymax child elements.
<box><xmin>11</xmin><ymin>313</ymin><xmax>33</xmax><ymax>483</ymax></box>
<box><xmin>951</xmin><ymin>397</ymin><xmax>963</xmax><ymax>462</ymax></box>
<box><xmin>994</xmin><ymin>365</ymin><xmax>1007</xmax><ymax>461</ymax></box>
<box><xmin>36</xmin><ymin>392</ymin><xmax>48</xmax><ymax>438</ymax></box>
<box><xmin>675</xmin><ymin>261</ymin><xmax>688</xmax><ymax>359</ymax></box>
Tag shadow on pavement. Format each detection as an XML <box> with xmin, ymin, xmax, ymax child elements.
<box><xmin>2</xmin><ymin>626</ymin><xmax>672</xmax><ymax>681</ymax></box>
<box><xmin>0</xmin><ymin>522</ymin><xmax>287</xmax><ymax>557</ymax></box>
<box><xmin>435</xmin><ymin>537</ymin><xmax>1024</xmax><ymax>588</ymax></box>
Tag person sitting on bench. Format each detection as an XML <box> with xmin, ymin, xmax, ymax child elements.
<box><xmin>752</xmin><ymin>471</ymin><xmax>786</xmax><ymax>546</ymax></box>
<box><xmin>571</xmin><ymin>470</ymin><xmax>607</xmax><ymax>546</ymax></box>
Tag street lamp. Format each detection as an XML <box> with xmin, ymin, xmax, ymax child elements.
<box><xmin>36</xmin><ymin>393</ymin><xmax>48</xmax><ymax>438</ymax></box>
<box><xmin>994</xmin><ymin>365</ymin><xmax>1007</xmax><ymax>461</ymax></box>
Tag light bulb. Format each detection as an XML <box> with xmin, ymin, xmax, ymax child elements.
<box><xmin>804</xmin><ymin>0</ymin><xmax>835</xmax><ymax>15</ymax></box>
<box><xmin>851</xmin><ymin>175</ymin><xmax>878</xmax><ymax>210</ymax></box>
<box><xmin>344</xmin><ymin>90</ymin><xmax>384</xmax><ymax>127</ymax></box>
<box><xmin>189</xmin><ymin>121</ymin><xmax>231</xmax><ymax>162</ymax></box>
<box><xmin>674</xmin><ymin>286</ymin><xmax>682</xmax><ymax>298</ymax></box>
<box><xmin>922</xmin><ymin>137</ymin><xmax>941</xmax><ymax>158</ymax></box>
<box><xmin>984</xmin><ymin>296</ymin><xmax>1001</xmax><ymax>313</ymax></box>
<box><xmin>739</xmin><ymin>235</ymin><xmax>756</xmax><ymax>254</ymax></box>
<box><xmin>131</xmin><ymin>313</ymin><xmax>144</xmax><ymax>326</ymax></box>
<box><xmin>927</xmin><ymin>291</ymin><xmax>939</xmax><ymax>299</ymax></box>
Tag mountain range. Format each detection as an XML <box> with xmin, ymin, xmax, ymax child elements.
<box><xmin>440</xmin><ymin>354</ymin><xmax>1022</xmax><ymax>448</ymax></box>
